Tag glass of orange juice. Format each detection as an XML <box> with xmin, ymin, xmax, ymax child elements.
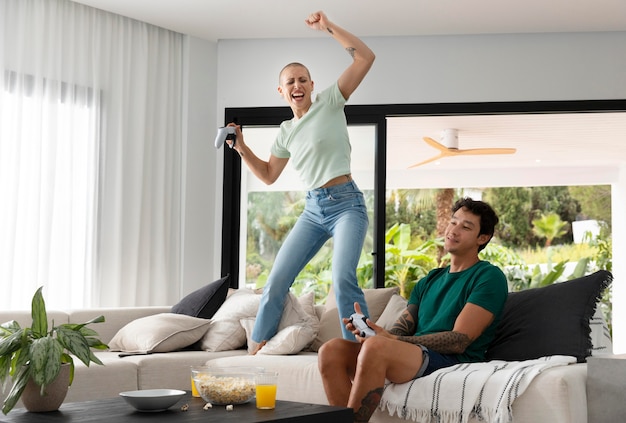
<box><xmin>190</xmin><ymin>366</ymin><xmax>204</xmax><ymax>397</ymax></box>
<box><xmin>255</xmin><ymin>371</ymin><xmax>278</xmax><ymax>409</ymax></box>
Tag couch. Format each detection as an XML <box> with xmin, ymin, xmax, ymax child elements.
<box><xmin>0</xmin><ymin>270</ymin><xmax>613</xmax><ymax>422</ymax></box>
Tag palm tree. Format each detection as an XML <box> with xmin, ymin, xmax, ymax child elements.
<box><xmin>532</xmin><ymin>212</ymin><xmax>568</xmax><ymax>246</ymax></box>
<box><xmin>435</xmin><ymin>189</ymin><xmax>455</xmax><ymax>262</ymax></box>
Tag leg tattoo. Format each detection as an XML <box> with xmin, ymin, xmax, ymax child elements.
<box><xmin>353</xmin><ymin>387</ymin><xmax>384</xmax><ymax>422</ymax></box>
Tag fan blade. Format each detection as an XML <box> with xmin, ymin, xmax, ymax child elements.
<box><xmin>422</xmin><ymin>137</ymin><xmax>449</xmax><ymax>152</ymax></box>
<box><xmin>454</xmin><ymin>148</ymin><xmax>517</xmax><ymax>156</ymax></box>
<box><xmin>408</xmin><ymin>152</ymin><xmax>447</xmax><ymax>168</ymax></box>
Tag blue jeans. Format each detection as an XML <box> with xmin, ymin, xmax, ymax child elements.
<box><xmin>252</xmin><ymin>180</ymin><xmax>370</xmax><ymax>343</ymax></box>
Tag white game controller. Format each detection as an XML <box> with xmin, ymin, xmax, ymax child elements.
<box><xmin>349</xmin><ymin>313</ymin><xmax>376</xmax><ymax>338</ymax></box>
<box><xmin>214</xmin><ymin>126</ymin><xmax>236</xmax><ymax>149</ymax></box>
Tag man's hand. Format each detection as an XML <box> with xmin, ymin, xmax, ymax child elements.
<box><xmin>343</xmin><ymin>302</ymin><xmax>394</xmax><ymax>342</ymax></box>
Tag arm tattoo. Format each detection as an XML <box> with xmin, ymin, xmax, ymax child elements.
<box><xmin>397</xmin><ymin>331</ymin><xmax>472</xmax><ymax>355</ymax></box>
<box><xmin>346</xmin><ymin>47</ymin><xmax>356</xmax><ymax>59</ymax></box>
<box><xmin>389</xmin><ymin>304</ymin><xmax>418</xmax><ymax>336</ymax></box>
<box><xmin>326</xmin><ymin>27</ymin><xmax>334</xmax><ymax>35</ymax></box>
<box><xmin>353</xmin><ymin>387</ymin><xmax>384</xmax><ymax>422</ymax></box>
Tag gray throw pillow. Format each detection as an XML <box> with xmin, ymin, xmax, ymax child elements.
<box><xmin>485</xmin><ymin>270</ymin><xmax>612</xmax><ymax>363</ymax></box>
<box><xmin>171</xmin><ymin>275</ymin><xmax>230</xmax><ymax>319</ymax></box>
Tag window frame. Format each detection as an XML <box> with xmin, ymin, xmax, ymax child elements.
<box><xmin>221</xmin><ymin>99</ymin><xmax>626</xmax><ymax>289</ymax></box>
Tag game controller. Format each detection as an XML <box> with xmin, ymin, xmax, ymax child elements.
<box><xmin>214</xmin><ymin>126</ymin><xmax>236</xmax><ymax>149</ymax></box>
<box><xmin>349</xmin><ymin>313</ymin><xmax>376</xmax><ymax>338</ymax></box>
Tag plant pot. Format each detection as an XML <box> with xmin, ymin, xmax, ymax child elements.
<box><xmin>21</xmin><ymin>364</ymin><xmax>70</xmax><ymax>412</ymax></box>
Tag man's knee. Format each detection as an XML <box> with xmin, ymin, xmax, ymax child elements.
<box><xmin>318</xmin><ymin>338</ymin><xmax>342</xmax><ymax>364</ymax></box>
<box><xmin>356</xmin><ymin>337</ymin><xmax>388</xmax><ymax>365</ymax></box>
<box><xmin>319</xmin><ymin>338</ymin><xmax>353</xmax><ymax>368</ymax></box>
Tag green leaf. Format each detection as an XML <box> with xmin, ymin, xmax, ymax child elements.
<box><xmin>0</xmin><ymin>329</ymin><xmax>24</xmax><ymax>356</ymax></box>
<box><xmin>30</xmin><ymin>337</ymin><xmax>62</xmax><ymax>387</ymax></box>
<box><xmin>0</xmin><ymin>320</ymin><xmax>22</xmax><ymax>336</ymax></box>
<box><xmin>31</xmin><ymin>287</ymin><xmax>48</xmax><ymax>337</ymax></box>
<box><xmin>56</xmin><ymin>326</ymin><xmax>91</xmax><ymax>366</ymax></box>
<box><xmin>1</xmin><ymin>365</ymin><xmax>30</xmax><ymax>415</ymax></box>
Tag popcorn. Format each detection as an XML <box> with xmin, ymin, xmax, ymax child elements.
<box><xmin>195</xmin><ymin>374</ymin><xmax>255</xmax><ymax>405</ymax></box>
<box><xmin>226</xmin><ymin>404</ymin><xmax>234</xmax><ymax>411</ymax></box>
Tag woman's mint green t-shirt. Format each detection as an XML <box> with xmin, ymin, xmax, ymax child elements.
<box><xmin>271</xmin><ymin>82</ymin><xmax>351</xmax><ymax>190</ymax></box>
<box><xmin>408</xmin><ymin>261</ymin><xmax>508</xmax><ymax>362</ymax></box>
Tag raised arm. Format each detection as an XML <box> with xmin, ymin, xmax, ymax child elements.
<box><xmin>305</xmin><ymin>11</ymin><xmax>375</xmax><ymax>100</ymax></box>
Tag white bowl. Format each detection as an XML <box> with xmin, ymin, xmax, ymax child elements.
<box><xmin>119</xmin><ymin>389</ymin><xmax>186</xmax><ymax>412</ymax></box>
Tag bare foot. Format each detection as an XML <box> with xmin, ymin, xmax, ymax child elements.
<box><xmin>249</xmin><ymin>340</ymin><xmax>267</xmax><ymax>355</ymax></box>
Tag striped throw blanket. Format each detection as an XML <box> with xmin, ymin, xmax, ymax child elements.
<box><xmin>378</xmin><ymin>355</ymin><xmax>576</xmax><ymax>423</ymax></box>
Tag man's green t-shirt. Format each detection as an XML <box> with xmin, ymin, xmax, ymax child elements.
<box><xmin>408</xmin><ymin>260</ymin><xmax>508</xmax><ymax>362</ymax></box>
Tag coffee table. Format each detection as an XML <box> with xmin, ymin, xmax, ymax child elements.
<box><xmin>3</xmin><ymin>392</ymin><xmax>353</xmax><ymax>423</ymax></box>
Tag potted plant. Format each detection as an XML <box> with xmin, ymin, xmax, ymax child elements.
<box><xmin>0</xmin><ymin>287</ymin><xmax>108</xmax><ymax>414</ymax></box>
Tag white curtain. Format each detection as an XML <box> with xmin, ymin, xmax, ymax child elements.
<box><xmin>0</xmin><ymin>0</ymin><xmax>183</xmax><ymax>309</ymax></box>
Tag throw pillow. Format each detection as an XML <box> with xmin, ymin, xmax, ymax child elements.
<box><xmin>171</xmin><ymin>275</ymin><xmax>230</xmax><ymax>319</ymax></box>
<box><xmin>240</xmin><ymin>292</ymin><xmax>320</xmax><ymax>354</ymax></box>
<box><xmin>486</xmin><ymin>270</ymin><xmax>612</xmax><ymax>363</ymax></box>
<box><xmin>200</xmin><ymin>288</ymin><xmax>260</xmax><ymax>351</ymax></box>
<box><xmin>240</xmin><ymin>318</ymin><xmax>316</xmax><ymax>355</ymax></box>
<box><xmin>108</xmin><ymin>313</ymin><xmax>211</xmax><ymax>354</ymax></box>
<box><xmin>310</xmin><ymin>287</ymin><xmax>399</xmax><ymax>352</ymax></box>
<box><xmin>324</xmin><ymin>286</ymin><xmax>399</xmax><ymax>323</ymax></box>
<box><xmin>375</xmin><ymin>293</ymin><xmax>408</xmax><ymax>330</ymax></box>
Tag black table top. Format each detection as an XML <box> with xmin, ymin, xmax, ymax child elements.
<box><xmin>2</xmin><ymin>392</ymin><xmax>353</xmax><ymax>423</ymax></box>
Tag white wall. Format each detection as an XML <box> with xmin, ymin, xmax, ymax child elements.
<box><xmin>181</xmin><ymin>31</ymin><xmax>626</xmax><ymax>348</ymax></box>
<box><xmin>180</xmin><ymin>36</ymin><xmax>220</xmax><ymax>296</ymax></box>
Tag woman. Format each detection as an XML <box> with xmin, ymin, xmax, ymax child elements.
<box><xmin>227</xmin><ymin>11</ymin><xmax>375</xmax><ymax>354</ymax></box>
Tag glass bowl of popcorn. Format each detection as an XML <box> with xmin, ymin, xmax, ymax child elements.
<box><xmin>191</xmin><ymin>366</ymin><xmax>263</xmax><ymax>405</ymax></box>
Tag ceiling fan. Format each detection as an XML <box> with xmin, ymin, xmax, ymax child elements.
<box><xmin>408</xmin><ymin>128</ymin><xmax>517</xmax><ymax>168</ymax></box>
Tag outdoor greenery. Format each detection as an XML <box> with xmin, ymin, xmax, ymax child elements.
<box><xmin>244</xmin><ymin>185</ymin><xmax>613</xmax><ymax>330</ymax></box>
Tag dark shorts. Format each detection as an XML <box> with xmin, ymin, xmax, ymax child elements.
<box><xmin>414</xmin><ymin>346</ymin><xmax>461</xmax><ymax>379</ymax></box>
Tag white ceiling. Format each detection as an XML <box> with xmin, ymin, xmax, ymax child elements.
<box><xmin>70</xmin><ymin>0</ymin><xmax>626</xmax><ymax>176</ymax></box>
<box><xmin>71</xmin><ymin>0</ymin><xmax>626</xmax><ymax>41</ymax></box>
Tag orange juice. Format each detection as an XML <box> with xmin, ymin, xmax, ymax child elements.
<box><xmin>191</xmin><ymin>376</ymin><xmax>200</xmax><ymax>397</ymax></box>
<box><xmin>255</xmin><ymin>384</ymin><xmax>277</xmax><ymax>409</ymax></box>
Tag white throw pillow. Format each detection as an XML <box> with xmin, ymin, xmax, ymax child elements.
<box><xmin>108</xmin><ymin>313</ymin><xmax>211</xmax><ymax>354</ymax></box>
<box><xmin>375</xmin><ymin>294</ymin><xmax>408</xmax><ymax>330</ymax></box>
<box><xmin>238</xmin><ymin>291</ymin><xmax>320</xmax><ymax>354</ymax></box>
<box><xmin>240</xmin><ymin>318</ymin><xmax>316</xmax><ymax>355</ymax></box>
<box><xmin>200</xmin><ymin>289</ymin><xmax>261</xmax><ymax>351</ymax></box>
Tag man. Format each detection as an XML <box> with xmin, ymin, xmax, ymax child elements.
<box><xmin>317</xmin><ymin>197</ymin><xmax>508</xmax><ymax>422</ymax></box>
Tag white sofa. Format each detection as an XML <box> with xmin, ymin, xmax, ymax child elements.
<box><xmin>0</xmin><ymin>271</ymin><xmax>612</xmax><ymax>422</ymax></box>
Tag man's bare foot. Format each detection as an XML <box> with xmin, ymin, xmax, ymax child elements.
<box><xmin>249</xmin><ymin>340</ymin><xmax>267</xmax><ymax>355</ymax></box>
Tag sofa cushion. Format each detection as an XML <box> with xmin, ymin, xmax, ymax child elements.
<box><xmin>205</xmin><ymin>353</ymin><xmax>328</xmax><ymax>405</ymax></box>
<box><xmin>486</xmin><ymin>270</ymin><xmax>612</xmax><ymax>363</ymax></box>
<box><xmin>171</xmin><ymin>275</ymin><xmax>230</xmax><ymax>319</ymax></box>
<box><xmin>108</xmin><ymin>313</ymin><xmax>211</xmax><ymax>354</ymax></box>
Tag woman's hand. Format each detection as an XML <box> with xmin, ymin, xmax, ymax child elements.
<box><xmin>226</xmin><ymin>123</ymin><xmax>245</xmax><ymax>152</ymax></box>
<box><xmin>305</xmin><ymin>11</ymin><xmax>329</xmax><ymax>32</ymax></box>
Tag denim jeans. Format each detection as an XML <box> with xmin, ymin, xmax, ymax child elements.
<box><xmin>251</xmin><ymin>180</ymin><xmax>370</xmax><ymax>343</ymax></box>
